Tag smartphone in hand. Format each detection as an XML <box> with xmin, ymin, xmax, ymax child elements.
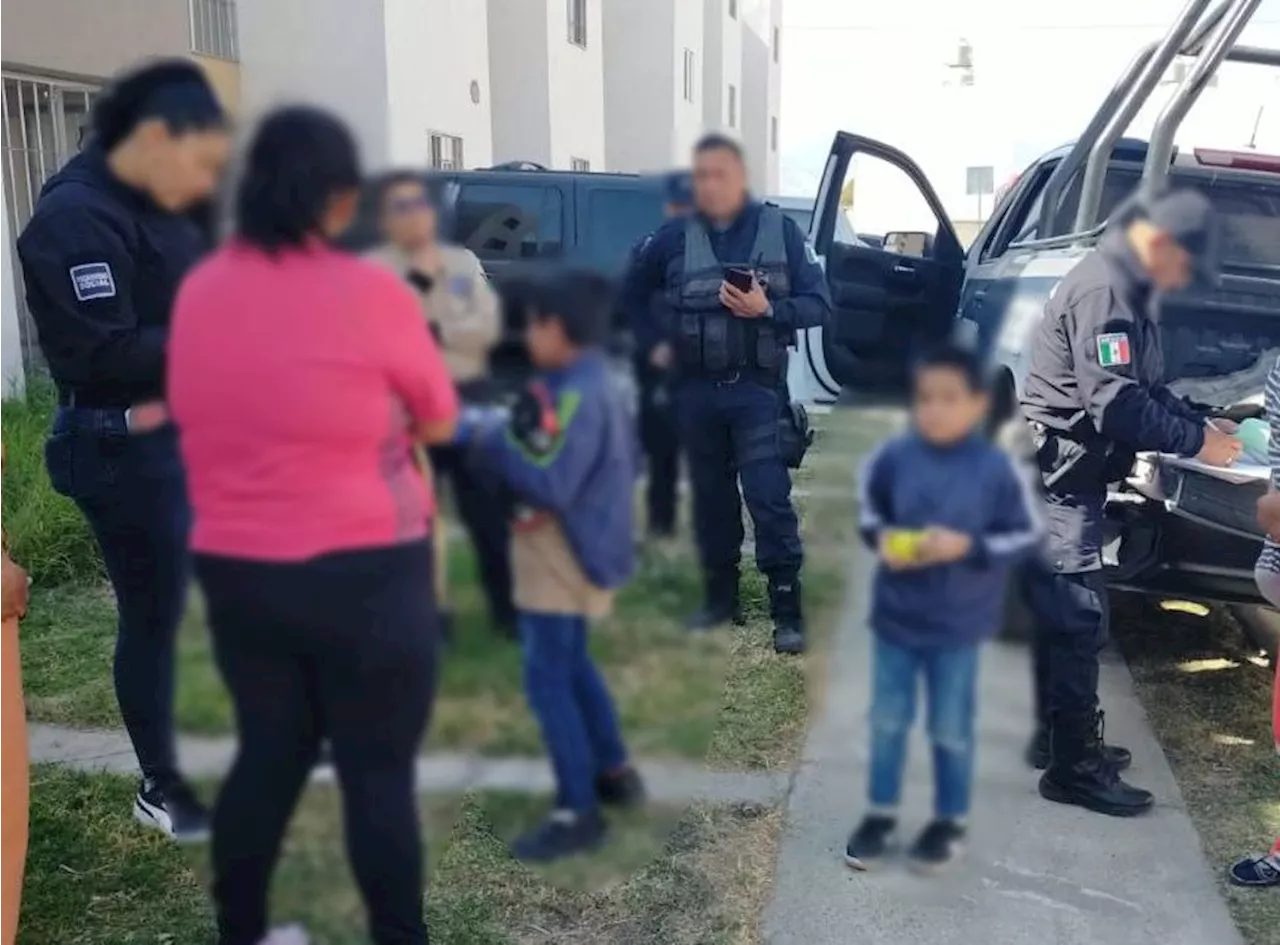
<box><xmin>723</xmin><ymin>267</ymin><xmax>754</xmax><ymax>292</ymax></box>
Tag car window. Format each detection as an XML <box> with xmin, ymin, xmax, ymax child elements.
<box><xmin>1185</xmin><ymin>181</ymin><xmax>1280</xmax><ymax>270</ymax></box>
<box><xmin>779</xmin><ymin>205</ymin><xmax>858</xmax><ymax>244</ymax></box>
<box><xmin>582</xmin><ymin>187</ymin><xmax>665</xmax><ymax>270</ymax></box>
<box><xmin>1006</xmin><ymin>164</ymin><xmax>1139</xmax><ymax>245</ymax></box>
<box><xmin>454</xmin><ymin>183</ymin><xmax>564</xmax><ymax>260</ymax></box>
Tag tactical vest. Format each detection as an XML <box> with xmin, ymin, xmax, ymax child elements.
<box><xmin>666</xmin><ymin>204</ymin><xmax>791</xmax><ymax>375</ymax></box>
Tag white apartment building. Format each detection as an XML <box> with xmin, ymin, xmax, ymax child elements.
<box><xmin>702</xmin><ymin>0</ymin><xmax>744</xmax><ymax>139</ymax></box>
<box><xmin>487</xmin><ymin>0</ymin><xmax>606</xmax><ymax>171</ymax></box>
<box><xmin>602</xmin><ymin>0</ymin><xmax>705</xmax><ymax>174</ymax></box>
<box><xmin>740</xmin><ymin>0</ymin><xmax>781</xmax><ymax>196</ymax></box>
<box><xmin>239</xmin><ymin>0</ymin><xmax>494</xmax><ymax>171</ymax></box>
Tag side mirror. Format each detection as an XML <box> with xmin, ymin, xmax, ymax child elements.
<box><xmin>881</xmin><ymin>230</ymin><xmax>931</xmax><ymax>258</ymax></box>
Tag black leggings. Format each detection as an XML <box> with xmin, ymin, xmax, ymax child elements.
<box><xmin>196</xmin><ymin>540</ymin><xmax>439</xmax><ymax>945</ymax></box>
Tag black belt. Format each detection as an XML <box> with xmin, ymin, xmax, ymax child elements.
<box><xmin>57</xmin><ymin>389</ymin><xmax>133</xmax><ymax>409</ymax></box>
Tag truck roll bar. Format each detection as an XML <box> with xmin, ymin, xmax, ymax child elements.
<box><xmin>1070</xmin><ymin>0</ymin><xmax>1216</xmax><ymax>233</ymax></box>
<box><xmin>1143</xmin><ymin>0</ymin><xmax>1265</xmax><ymax>195</ymax></box>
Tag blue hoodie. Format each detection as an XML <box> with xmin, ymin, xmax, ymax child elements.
<box><xmin>858</xmin><ymin>431</ymin><xmax>1042</xmax><ymax>648</ymax></box>
<box><xmin>469</xmin><ymin>350</ymin><xmax>636</xmax><ymax>589</ymax></box>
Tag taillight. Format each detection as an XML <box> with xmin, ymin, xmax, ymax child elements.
<box><xmin>1193</xmin><ymin>148</ymin><xmax>1280</xmax><ymax>173</ymax></box>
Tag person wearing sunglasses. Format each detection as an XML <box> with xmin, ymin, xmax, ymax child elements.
<box><xmin>368</xmin><ymin>173</ymin><xmax>515</xmax><ymax>636</ymax></box>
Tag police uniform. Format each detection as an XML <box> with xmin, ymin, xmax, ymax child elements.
<box><xmin>16</xmin><ymin>145</ymin><xmax>207</xmax><ymax>790</ymax></box>
<box><xmin>621</xmin><ymin>199</ymin><xmax>831</xmax><ymax>653</ymax></box>
<box><xmin>628</xmin><ymin>172</ymin><xmax>694</xmax><ymax>539</ymax></box>
<box><xmin>1019</xmin><ymin>189</ymin><xmax>1217</xmax><ymax>816</ymax></box>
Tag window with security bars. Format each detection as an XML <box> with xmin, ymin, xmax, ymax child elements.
<box><xmin>190</xmin><ymin>0</ymin><xmax>240</xmax><ymax>61</ymax></box>
<box><xmin>570</xmin><ymin>157</ymin><xmax>590</xmax><ymax>172</ymax></box>
<box><xmin>428</xmin><ymin>133</ymin><xmax>464</xmax><ymax>170</ymax></box>
<box><xmin>2</xmin><ymin>73</ymin><xmax>100</xmax><ymax>370</ymax></box>
<box><xmin>567</xmin><ymin>0</ymin><xmax>588</xmax><ymax>47</ymax></box>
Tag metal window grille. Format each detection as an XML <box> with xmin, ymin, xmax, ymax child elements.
<box><xmin>570</xmin><ymin>157</ymin><xmax>590</xmax><ymax>172</ymax></box>
<box><xmin>190</xmin><ymin>0</ymin><xmax>240</xmax><ymax>61</ymax></box>
<box><xmin>567</xmin><ymin>0</ymin><xmax>587</xmax><ymax>47</ymax></box>
<box><xmin>2</xmin><ymin>73</ymin><xmax>99</xmax><ymax>371</ymax></box>
<box><xmin>683</xmin><ymin>49</ymin><xmax>695</xmax><ymax>102</ymax></box>
<box><xmin>428</xmin><ymin>133</ymin><xmax>464</xmax><ymax>170</ymax></box>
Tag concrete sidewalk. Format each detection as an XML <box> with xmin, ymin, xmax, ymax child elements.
<box><xmin>764</xmin><ymin>545</ymin><xmax>1243</xmax><ymax>945</ymax></box>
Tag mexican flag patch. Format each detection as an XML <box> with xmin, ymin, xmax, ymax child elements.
<box><xmin>1096</xmin><ymin>332</ymin><xmax>1131</xmax><ymax>367</ymax></box>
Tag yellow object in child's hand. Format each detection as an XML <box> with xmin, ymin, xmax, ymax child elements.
<box><xmin>884</xmin><ymin>529</ymin><xmax>928</xmax><ymax>563</ymax></box>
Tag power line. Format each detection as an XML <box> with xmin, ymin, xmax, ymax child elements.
<box><xmin>782</xmin><ymin>20</ymin><xmax>1280</xmax><ymax>32</ymax></box>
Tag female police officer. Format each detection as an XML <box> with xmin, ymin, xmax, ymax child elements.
<box><xmin>17</xmin><ymin>60</ymin><xmax>230</xmax><ymax>841</ymax></box>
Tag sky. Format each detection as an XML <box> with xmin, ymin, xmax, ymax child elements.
<box><xmin>777</xmin><ymin>0</ymin><xmax>1280</xmax><ymax>232</ymax></box>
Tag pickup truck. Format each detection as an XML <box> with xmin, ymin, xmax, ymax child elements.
<box><xmin>787</xmin><ymin>0</ymin><xmax>1280</xmax><ymax>650</ymax></box>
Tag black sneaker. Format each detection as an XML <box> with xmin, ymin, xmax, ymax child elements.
<box><xmin>512</xmin><ymin>809</ymin><xmax>607</xmax><ymax>863</ymax></box>
<box><xmin>1227</xmin><ymin>851</ymin><xmax>1280</xmax><ymax>887</ymax></box>
<box><xmin>596</xmin><ymin>767</ymin><xmax>646</xmax><ymax>808</ymax></box>
<box><xmin>134</xmin><ymin>776</ymin><xmax>210</xmax><ymax>844</ymax></box>
<box><xmin>907</xmin><ymin>819</ymin><xmax>966</xmax><ymax>874</ymax></box>
<box><xmin>843</xmin><ymin>814</ymin><xmax>897</xmax><ymax>870</ymax></box>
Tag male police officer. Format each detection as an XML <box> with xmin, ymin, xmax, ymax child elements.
<box><xmin>1020</xmin><ymin>189</ymin><xmax>1240</xmax><ymax>816</ymax></box>
<box><xmin>622</xmin><ymin>134</ymin><xmax>832</xmax><ymax>655</ymax></box>
<box><xmin>630</xmin><ymin>171</ymin><xmax>694</xmax><ymax>539</ymax></box>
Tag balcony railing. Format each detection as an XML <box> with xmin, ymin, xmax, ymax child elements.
<box><xmin>190</xmin><ymin>0</ymin><xmax>239</xmax><ymax>62</ymax></box>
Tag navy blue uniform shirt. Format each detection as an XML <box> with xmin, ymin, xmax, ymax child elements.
<box><xmin>1020</xmin><ymin>229</ymin><xmax>1205</xmax><ymax>459</ymax></box>
<box><xmin>858</xmin><ymin>431</ymin><xmax>1042</xmax><ymax>648</ymax></box>
<box><xmin>17</xmin><ymin>147</ymin><xmax>209</xmax><ymax>406</ymax></box>
<box><xmin>620</xmin><ymin>200</ymin><xmax>831</xmax><ymax>357</ymax></box>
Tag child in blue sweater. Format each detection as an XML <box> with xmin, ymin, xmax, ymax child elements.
<box><xmin>845</xmin><ymin>345</ymin><xmax>1041</xmax><ymax>873</ymax></box>
<box><xmin>459</xmin><ymin>269</ymin><xmax>645</xmax><ymax>862</ymax></box>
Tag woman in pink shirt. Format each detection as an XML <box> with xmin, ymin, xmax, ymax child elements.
<box><xmin>168</xmin><ymin>107</ymin><xmax>457</xmax><ymax>945</ymax></box>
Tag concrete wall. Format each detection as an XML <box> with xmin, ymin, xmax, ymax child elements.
<box><xmin>701</xmin><ymin>0</ymin><xmax>742</xmax><ymax>134</ymax></box>
<box><xmin>1</xmin><ymin>201</ymin><xmax>24</xmax><ymax>398</ymax></box>
<box><xmin>238</xmin><ymin>0</ymin><xmax>392</xmax><ymax>168</ymax></box>
<box><xmin>385</xmin><ymin>0</ymin><xmax>493</xmax><ymax>169</ymax></box>
<box><xmin>544</xmin><ymin>0</ymin><xmax>605</xmax><ymax>169</ymax></box>
<box><xmin>671</xmin><ymin>0</ymin><xmax>705</xmax><ymax>166</ymax></box>
<box><xmin>739</xmin><ymin>0</ymin><xmax>779</xmax><ymax>195</ymax></box>
<box><xmin>602</xmin><ymin>0</ymin><xmax>675</xmax><ymax>173</ymax></box>
<box><xmin>1</xmin><ymin>0</ymin><xmax>188</xmax><ymax>80</ymax></box>
<box><xmin>193</xmin><ymin>55</ymin><xmax>241</xmax><ymax>112</ymax></box>
<box><xmin>488</xmin><ymin>0</ymin><xmax>552</xmax><ymax>165</ymax></box>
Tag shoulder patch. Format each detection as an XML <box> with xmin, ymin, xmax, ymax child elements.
<box><xmin>1096</xmin><ymin>331</ymin><xmax>1131</xmax><ymax>367</ymax></box>
<box><xmin>69</xmin><ymin>262</ymin><xmax>116</xmax><ymax>302</ymax></box>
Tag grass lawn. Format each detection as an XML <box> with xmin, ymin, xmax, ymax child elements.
<box><xmin>20</xmin><ymin>764</ymin><xmax>782</xmax><ymax>945</ymax></box>
<box><xmin>16</xmin><ymin>410</ymin><xmax>861</xmax><ymax>770</ymax></box>
<box><xmin>1113</xmin><ymin>599</ymin><xmax>1280</xmax><ymax>945</ymax></box>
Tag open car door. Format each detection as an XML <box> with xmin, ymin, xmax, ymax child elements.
<box><xmin>801</xmin><ymin>133</ymin><xmax>966</xmax><ymax>401</ymax></box>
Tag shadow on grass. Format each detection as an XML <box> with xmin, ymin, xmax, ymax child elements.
<box><xmin>1111</xmin><ymin>596</ymin><xmax>1280</xmax><ymax>945</ymax></box>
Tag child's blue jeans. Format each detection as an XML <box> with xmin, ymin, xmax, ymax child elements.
<box><xmin>868</xmin><ymin>635</ymin><xmax>980</xmax><ymax>821</ymax></box>
<box><xmin>519</xmin><ymin>611</ymin><xmax>629</xmax><ymax>813</ymax></box>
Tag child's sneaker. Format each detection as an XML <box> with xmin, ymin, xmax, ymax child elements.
<box><xmin>596</xmin><ymin>767</ymin><xmax>646</xmax><ymax>808</ymax></box>
<box><xmin>512</xmin><ymin>809</ymin><xmax>607</xmax><ymax>862</ymax></box>
<box><xmin>843</xmin><ymin>814</ymin><xmax>897</xmax><ymax>870</ymax></box>
<box><xmin>907</xmin><ymin>819</ymin><xmax>966</xmax><ymax>873</ymax></box>
<box><xmin>1227</xmin><ymin>851</ymin><xmax>1280</xmax><ymax>887</ymax></box>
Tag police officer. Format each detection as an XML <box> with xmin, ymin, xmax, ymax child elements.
<box><xmin>629</xmin><ymin>171</ymin><xmax>694</xmax><ymax>539</ymax></box>
<box><xmin>17</xmin><ymin>60</ymin><xmax>230</xmax><ymax>840</ymax></box>
<box><xmin>1020</xmin><ymin>189</ymin><xmax>1240</xmax><ymax>816</ymax></box>
<box><xmin>621</xmin><ymin>134</ymin><xmax>832</xmax><ymax>655</ymax></box>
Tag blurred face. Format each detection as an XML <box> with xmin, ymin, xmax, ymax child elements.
<box><xmin>693</xmin><ymin>146</ymin><xmax>747</xmax><ymax>220</ymax></box>
<box><xmin>1146</xmin><ymin>231</ymin><xmax>1194</xmax><ymax>292</ymax></box>
<box><xmin>381</xmin><ymin>180</ymin><xmax>437</xmax><ymax>249</ymax></box>
<box><xmin>525</xmin><ymin>312</ymin><xmax>573</xmax><ymax>368</ymax></box>
<box><xmin>912</xmin><ymin>366</ymin><xmax>988</xmax><ymax>446</ymax></box>
<box><xmin>137</xmin><ymin>120</ymin><xmax>230</xmax><ymax>212</ymax></box>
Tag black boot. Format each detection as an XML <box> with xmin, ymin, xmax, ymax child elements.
<box><xmin>686</xmin><ymin>567</ymin><xmax>742</xmax><ymax>633</ymax></box>
<box><xmin>1026</xmin><ymin>717</ymin><xmax>1131</xmax><ymax>772</ymax></box>
<box><xmin>769</xmin><ymin>576</ymin><xmax>805</xmax><ymax>655</ymax></box>
<box><xmin>1038</xmin><ymin>711</ymin><xmax>1153</xmax><ymax>816</ymax></box>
